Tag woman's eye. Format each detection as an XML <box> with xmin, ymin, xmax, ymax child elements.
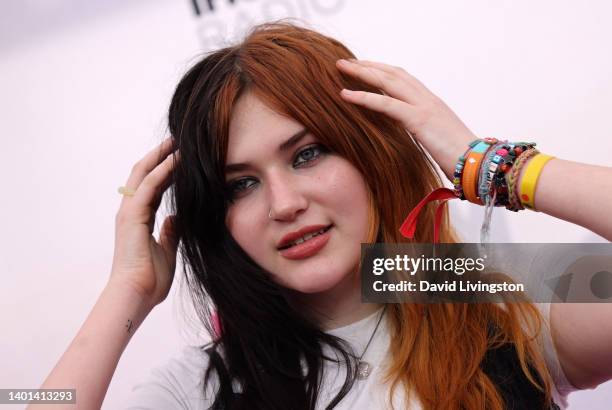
<box><xmin>294</xmin><ymin>144</ymin><xmax>326</xmax><ymax>167</ymax></box>
<box><xmin>227</xmin><ymin>178</ymin><xmax>256</xmax><ymax>198</ymax></box>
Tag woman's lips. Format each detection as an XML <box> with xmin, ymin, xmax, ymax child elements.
<box><xmin>278</xmin><ymin>226</ymin><xmax>332</xmax><ymax>260</ymax></box>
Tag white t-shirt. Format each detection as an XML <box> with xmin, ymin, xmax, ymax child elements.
<box><xmin>125</xmin><ymin>303</ymin><xmax>577</xmax><ymax>409</ymax></box>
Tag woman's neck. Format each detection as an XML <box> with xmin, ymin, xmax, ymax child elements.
<box><xmin>289</xmin><ymin>270</ymin><xmax>383</xmax><ymax>331</ymax></box>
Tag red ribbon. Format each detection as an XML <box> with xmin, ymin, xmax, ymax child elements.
<box><xmin>399</xmin><ymin>188</ymin><xmax>459</xmax><ymax>244</ymax></box>
<box><xmin>211</xmin><ymin>311</ymin><xmax>222</xmax><ymax>340</ymax></box>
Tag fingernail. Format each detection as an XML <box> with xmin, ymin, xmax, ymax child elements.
<box><xmin>341</xmin><ymin>88</ymin><xmax>354</xmax><ymax>95</ymax></box>
<box><xmin>337</xmin><ymin>59</ymin><xmax>349</xmax><ymax>65</ymax></box>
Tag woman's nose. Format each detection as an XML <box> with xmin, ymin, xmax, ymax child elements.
<box><xmin>267</xmin><ymin>172</ymin><xmax>308</xmax><ymax>221</ymax></box>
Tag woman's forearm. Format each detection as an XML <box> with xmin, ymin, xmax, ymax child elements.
<box><xmin>28</xmin><ymin>281</ymin><xmax>153</xmax><ymax>409</ymax></box>
<box><xmin>518</xmin><ymin>158</ymin><xmax>612</xmax><ymax>241</ymax></box>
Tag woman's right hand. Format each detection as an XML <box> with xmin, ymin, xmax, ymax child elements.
<box><xmin>109</xmin><ymin>137</ymin><xmax>181</xmax><ymax>309</ymax></box>
<box><xmin>336</xmin><ymin>58</ymin><xmax>477</xmax><ymax>182</ymax></box>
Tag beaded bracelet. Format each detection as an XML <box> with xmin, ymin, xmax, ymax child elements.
<box><xmin>489</xmin><ymin>142</ymin><xmax>538</xmax><ymax>210</ymax></box>
<box><xmin>506</xmin><ymin>148</ymin><xmax>540</xmax><ymax>211</ymax></box>
<box><xmin>488</xmin><ymin>146</ymin><xmax>510</xmax><ymax>206</ymax></box>
<box><xmin>478</xmin><ymin>141</ymin><xmax>508</xmax><ymax>206</ymax></box>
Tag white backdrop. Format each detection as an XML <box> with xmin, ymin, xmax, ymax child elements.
<box><xmin>1</xmin><ymin>0</ymin><xmax>610</xmax><ymax>408</ymax></box>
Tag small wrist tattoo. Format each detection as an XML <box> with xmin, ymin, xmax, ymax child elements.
<box><xmin>125</xmin><ymin>319</ymin><xmax>133</xmax><ymax>333</ymax></box>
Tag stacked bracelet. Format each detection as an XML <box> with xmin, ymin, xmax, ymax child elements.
<box><xmin>401</xmin><ymin>140</ymin><xmax>554</xmax><ymax>244</ymax></box>
<box><xmin>452</xmin><ymin>138</ymin><xmax>546</xmax><ymax>211</ymax></box>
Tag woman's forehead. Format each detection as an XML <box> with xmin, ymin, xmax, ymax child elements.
<box><xmin>226</xmin><ymin>92</ymin><xmax>307</xmax><ymax>161</ymax></box>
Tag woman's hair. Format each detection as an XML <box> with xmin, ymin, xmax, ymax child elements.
<box><xmin>167</xmin><ymin>21</ymin><xmax>554</xmax><ymax>410</ymax></box>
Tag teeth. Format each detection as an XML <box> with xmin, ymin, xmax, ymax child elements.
<box><xmin>286</xmin><ymin>227</ymin><xmax>328</xmax><ymax>248</ymax></box>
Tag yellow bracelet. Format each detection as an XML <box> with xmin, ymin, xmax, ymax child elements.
<box><xmin>518</xmin><ymin>154</ymin><xmax>555</xmax><ymax>211</ymax></box>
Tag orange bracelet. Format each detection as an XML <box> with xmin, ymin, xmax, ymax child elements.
<box><xmin>462</xmin><ymin>153</ymin><xmax>484</xmax><ymax>204</ymax></box>
<box><xmin>462</xmin><ymin>139</ymin><xmax>496</xmax><ymax>204</ymax></box>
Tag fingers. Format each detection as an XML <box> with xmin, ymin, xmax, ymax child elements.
<box><xmin>121</xmin><ymin>137</ymin><xmax>176</xmax><ymax>203</ymax></box>
<box><xmin>118</xmin><ymin>138</ymin><xmax>180</xmax><ymax>226</ymax></box>
<box><xmin>340</xmin><ymin>89</ymin><xmax>419</xmax><ymax>128</ymax></box>
<box><xmin>336</xmin><ymin>59</ymin><xmax>424</xmax><ymax>104</ymax></box>
<box><xmin>350</xmin><ymin>59</ymin><xmax>428</xmax><ymax>93</ymax></box>
<box><xmin>337</xmin><ymin>59</ymin><xmax>386</xmax><ymax>90</ymax></box>
<box><xmin>130</xmin><ymin>150</ymin><xmax>180</xmax><ymax>212</ymax></box>
<box><xmin>346</xmin><ymin>59</ymin><xmax>399</xmax><ymax>74</ymax></box>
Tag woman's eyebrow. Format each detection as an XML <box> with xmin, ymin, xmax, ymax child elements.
<box><xmin>225</xmin><ymin>128</ymin><xmax>309</xmax><ymax>174</ymax></box>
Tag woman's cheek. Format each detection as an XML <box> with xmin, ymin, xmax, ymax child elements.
<box><xmin>226</xmin><ymin>205</ymin><xmax>261</xmax><ymax>252</ymax></box>
<box><xmin>225</xmin><ymin>208</ymin><xmax>246</xmax><ymax>244</ymax></box>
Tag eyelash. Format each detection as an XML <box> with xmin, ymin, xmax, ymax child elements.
<box><xmin>226</xmin><ymin>144</ymin><xmax>327</xmax><ymax>200</ymax></box>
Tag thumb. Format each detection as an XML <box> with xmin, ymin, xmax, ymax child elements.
<box><xmin>159</xmin><ymin>215</ymin><xmax>180</xmax><ymax>263</ymax></box>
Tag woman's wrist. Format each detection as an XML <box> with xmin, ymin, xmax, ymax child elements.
<box><xmin>105</xmin><ymin>277</ymin><xmax>157</xmax><ymax>314</ymax></box>
<box><xmin>443</xmin><ymin>133</ymin><xmax>479</xmax><ymax>181</ymax></box>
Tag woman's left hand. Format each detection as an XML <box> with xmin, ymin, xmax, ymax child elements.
<box><xmin>336</xmin><ymin>58</ymin><xmax>478</xmax><ymax>181</ymax></box>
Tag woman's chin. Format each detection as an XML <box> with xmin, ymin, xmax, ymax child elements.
<box><xmin>283</xmin><ymin>271</ymin><xmax>350</xmax><ymax>295</ymax></box>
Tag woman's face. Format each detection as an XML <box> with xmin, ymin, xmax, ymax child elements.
<box><xmin>224</xmin><ymin>91</ymin><xmax>371</xmax><ymax>294</ymax></box>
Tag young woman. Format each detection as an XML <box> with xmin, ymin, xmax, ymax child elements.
<box><xmin>33</xmin><ymin>22</ymin><xmax>612</xmax><ymax>410</ymax></box>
